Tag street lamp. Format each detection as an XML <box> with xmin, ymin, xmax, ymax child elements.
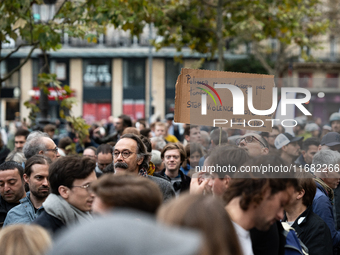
<box><xmin>32</xmin><ymin>0</ymin><xmax>56</xmax><ymax>129</ymax></box>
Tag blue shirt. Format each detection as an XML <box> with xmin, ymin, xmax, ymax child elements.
<box><xmin>3</xmin><ymin>192</ymin><xmax>44</xmax><ymax>226</ymax></box>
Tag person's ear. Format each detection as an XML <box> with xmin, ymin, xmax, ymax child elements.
<box><xmin>297</xmin><ymin>189</ymin><xmax>305</xmax><ymax>200</ymax></box>
<box><xmin>23</xmin><ymin>173</ymin><xmax>29</xmax><ymax>184</ymax></box>
<box><xmin>261</xmin><ymin>147</ymin><xmax>269</xmax><ymax>155</ymax></box>
<box><xmin>301</xmin><ymin>150</ymin><xmax>306</xmax><ymax>157</ymax></box>
<box><xmin>38</xmin><ymin>150</ymin><xmax>44</xmax><ymax>155</ymax></box>
<box><xmin>137</xmin><ymin>156</ymin><xmax>144</xmax><ymax>166</ymax></box>
<box><xmin>59</xmin><ymin>185</ymin><xmax>70</xmax><ymax>199</ymax></box>
<box><xmin>223</xmin><ymin>175</ymin><xmax>231</xmax><ymax>189</ymax></box>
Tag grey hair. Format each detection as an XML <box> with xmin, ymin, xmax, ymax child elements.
<box><xmin>150</xmin><ymin>137</ymin><xmax>166</xmax><ymax>151</ymax></box>
<box><xmin>23</xmin><ymin>131</ymin><xmax>50</xmax><ymax>160</ymax></box>
<box><xmin>312</xmin><ymin>149</ymin><xmax>340</xmax><ymax>167</ymax></box>
<box><xmin>5</xmin><ymin>151</ymin><xmax>26</xmax><ymax>164</ymax></box>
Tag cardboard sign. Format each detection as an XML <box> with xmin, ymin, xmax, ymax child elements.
<box><xmin>174</xmin><ymin>68</ymin><xmax>275</xmax><ymax>131</ymax></box>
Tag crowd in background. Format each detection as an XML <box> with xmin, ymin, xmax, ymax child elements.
<box><xmin>0</xmin><ymin>111</ymin><xmax>340</xmax><ymax>255</ymax></box>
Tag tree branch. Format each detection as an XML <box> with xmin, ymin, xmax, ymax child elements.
<box><xmin>253</xmin><ymin>42</ymin><xmax>275</xmax><ymax>75</ymax></box>
<box><xmin>0</xmin><ymin>43</ymin><xmax>35</xmax><ymax>62</ymax></box>
<box><xmin>52</xmin><ymin>0</ymin><xmax>69</xmax><ymax>21</ymax></box>
<box><xmin>0</xmin><ymin>44</ymin><xmax>39</xmax><ymax>84</ymax></box>
<box><xmin>200</xmin><ymin>0</ymin><xmax>217</xmax><ymax>8</ymax></box>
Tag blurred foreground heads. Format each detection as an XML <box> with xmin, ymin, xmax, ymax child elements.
<box><xmin>0</xmin><ymin>224</ymin><xmax>52</xmax><ymax>255</ymax></box>
<box><xmin>48</xmin><ymin>211</ymin><xmax>202</xmax><ymax>255</ymax></box>
<box><xmin>91</xmin><ymin>174</ymin><xmax>162</xmax><ymax>215</ymax></box>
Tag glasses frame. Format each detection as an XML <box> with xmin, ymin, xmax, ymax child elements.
<box><xmin>72</xmin><ymin>183</ymin><xmax>91</xmax><ymax>191</ymax></box>
<box><xmin>236</xmin><ymin>136</ymin><xmax>268</xmax><ymax>148</ymax></box>
<box><xmin>113</xmin><ymin>151</ymin><xmax>135</xmax><ymax>159</ymax></box>
<box><xmin>45</xmin><ymin>147</ymin><xmax>59</xmax><ymax>154</ymax></box>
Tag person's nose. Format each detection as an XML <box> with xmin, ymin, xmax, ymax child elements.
<box><xmin>4</xmin><ymin>183</ymin><xmax>11</xmax><ymax>192</ymax></box>
<box><xmin>42</xmin><ymin>177</ymin><xmax>49</xmax><ymax>187</ymax></box>
<box><xmin>276</xmin><ymin>208</ymin><xmax>284</xmax><ymax>221</ymax></box>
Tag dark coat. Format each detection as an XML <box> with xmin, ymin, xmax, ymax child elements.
<box><xmin>334</xmin><ymin>184</ymin><xmax>340</xmax><ymax>230</ymax></box>
<box><xmin>289</xmin><ymin>206</ymin><xmax>333</xmax><ymax>255</ymax></box>
<box><xmin>0</xmin><ymin>196</ymin><xmax>19</xmax><ymax>227</ymax></box>
<box><xmin>33</xmin><ymin>210</ymin><xmax>65</xmax><ymax>236</ymax></box>
<box><xmin>250</xmin><ymin>221</ymin><xmax>285</xmax><ymax>255</ymax></box>
<box><xmin>0</xmin><ymin>146</ymin><xmax>10</xmax><ymax>165</ymax></box>
<box><xmin>159</xmin><ymin>169</ymin><xmax>191</xmax><ymax>193</ymax></box>
<box><xmin>313</xmin><ymin>181</ymin><xmax>340</xmax><ymax>248</ymax></box>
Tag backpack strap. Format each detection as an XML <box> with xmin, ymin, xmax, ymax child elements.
<box><xmin>281</xmin><ymin>222</ymin><xmax>309</xmax><ymax>255</ymax></box>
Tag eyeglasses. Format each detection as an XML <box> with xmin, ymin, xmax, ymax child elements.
<box><xmin>236</xmin><ymin>136</ymin><xmax>267</xmax><ymax>148</ymax></box>
<box><xmin>113</xmin><ymin>151</ymin><xmax>135</xmax><ymax>159</ymax></box>
<box><xmin>165</xmin><ymin>155</ymin><xmax>180</xmax><ymax>160</ymax></box>
<box><xmin>72</xmin><ymin>183</ymin><xmax>91</xmax><ymax>191</ymax></box>
<box><xmin>46</xmin><ymin>147</ymin><xmax>59</xmax><ymax>154</ymax></box>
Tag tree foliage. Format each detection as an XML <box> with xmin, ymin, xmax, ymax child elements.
<box><xmin>145</xmin><ymin>0</ymin><xmax>330</xmax><ymax>75</ymax></box>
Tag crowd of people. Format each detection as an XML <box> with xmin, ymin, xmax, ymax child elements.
<box><xmin>0</xmin><ymin>112</ymin><xmax>340</xmax><ymax>255</ymax></box>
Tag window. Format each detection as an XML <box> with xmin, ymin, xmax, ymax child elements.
<box><xmin>298</xmin><ymin>73</ymin><xmax>312</xmax><ymax>88</ymax></box>
<box><xmin>83</xmin><ymin>59</ymin><xmax>111</xmax><ymax>87</ymax></box>
<box><xmin>1</xmin><ymin>59</ymin><xmax>20</xmax><ymax>88</ymax></box>
<box><xmin>123</xmin><ymin>59</ymin><xmax>145</xmax><ymax>88</ymax></box>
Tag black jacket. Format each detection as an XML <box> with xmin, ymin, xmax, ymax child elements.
<box><xmin>285</xmin><ymin>206</ymin><xmax>333</xmax><ymax>255</ymax></box>
<box><xmin>159</xmin><ymin>169</ymin><xmax>191</xmax><ymax>193</ymax></box>
<box><xmin>34</xmin><ymin>210</ymin><xmax>65</xmax><ymax>236</ymax></box>
<box><xmin>0</xmin><ymin>196</ymin><xmax>19</xmax><ymax>227</ymax></box>
<box><xmin>250</xmin><ymin>221</ymin><xmax>285</xmax><ymax>255</ymax></box>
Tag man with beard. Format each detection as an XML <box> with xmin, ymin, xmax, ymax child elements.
<box><xmin>224</xmin><ymin>156</ymin><xmax>298</xmax><ymax>255</ymax></box>
<box><xmin>0</xmin><ymin>161</ymin><xmax>26</xmax><ymax>226</ymax></box>
<box><xmin>34</xmin><ymin>155</ymin><xmax>97</xmax><ymax>235</ymax></box>
<box><xmin>274</xmin><ymin>133</ymin><xmax>303</xmax><ymax>164</ymax></box>
<box><xmin>114</xmin><ymin>133</ymin><xmax>175</xmax><ymax>201</ymax></box>
<box><xmin>4</xmin><ymin>155</ymin><xmax>51</xmax><ymax>226</ymax></box>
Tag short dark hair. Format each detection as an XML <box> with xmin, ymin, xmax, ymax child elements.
<box><xmin>184</xmin><ymin>125</ymin><xmax>199</xmax><ymax>137</ymax></box>
<box><xmin>91</xmin><ymin>174</ymin><xmax>162</xmax><ymax>214</ymax></box>
<box><xmin>295</xmin><ymin>172</ymin><xmax>316</xmax><ymax>207</ymax></box>
<box><xmin>0</xmin><ymin>161</ymin><xmax>24</xmax><ymax>179</ymax></box>
<box><xmin>96</xmin><ymin>144</ymin><xmax>113</xmax><ymax>155</ymax></box>
<box><xmin>14</xmin><ymin>129</ymin><xmax>30</xmax><ymax>139</ymax></box>
<box><xmin>120</xmin><ymin>134</ymin><xmax>151</xmax><ymax>170</ymax></box>
<box><xmin>224</xmin><ymin>155</ymin><xmax>298</xmax><ymax>210</ymax></box>
<box><xmin>140</xmin><ymin>135</ymin><xmax>152</xmax><ymax>153</ymax></box>
<box><xmin>302</xmin><ymin>137</ymin><xmax>320</xmax><ymax>151</ymax></box>
<box><xmin>118</xmin><ymin>114</ymin><xmax>132</xmax><ymax>128</ymax></box>
<box><xmin>58</xmin><ymin>137</ymin><xmax>73</xmax><ymax>150</ymax></box>
<box><xmin>49</xmin><ymin>156</ymin><xmax>96</xmax><ymax>195</ymax></box>
<box><xmin>140</xmin><ymin>128</ymin><xmax>151</xmax><ymax>138</ymax></box>
<box><xmin>25</xmin><ymin>155</ymin><xmax>52</xmax><ymax>177</ymax></box>
<box><xmin>43</xmin><ymin>124</ymin><xmax>56</xmax><ymax>133</ymax></box>
<box><xmin>210</xmin><ymin>128</ymin><xmax>228</xmax><ymax>145</ymax></box>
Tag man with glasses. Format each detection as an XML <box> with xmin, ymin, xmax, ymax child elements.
<box><xmin>274</xmin><ymin>133</ymin><xmax>303</xmax><ymax>165</ymax></box>
<box><xmin>260</xmin><ymin>126</ymin><xmax>280</xmax><ymax>151</ymax></box>
<box><xmin>23</xmin><ymin>131</ymin><xmax>60</xmax><ymax>162</ymax></box>
<box><xmin>236</xmin><ymin>133</ymin><xmax>269</xmax><ymax>157</ymax></box>
<box><xmin>113</xmin><ymin>133</ymin><xmax>175</xmax><ymax>201</ymax></box>
<box><xmin>159</xmin><ymin>143</ymin><xmax>191</xmax><ymax>195</ymax></box>
<box><xmin>34</xmin><ymin>155</ymin><xmax>96</xmax><ymax>235</ymax></box>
